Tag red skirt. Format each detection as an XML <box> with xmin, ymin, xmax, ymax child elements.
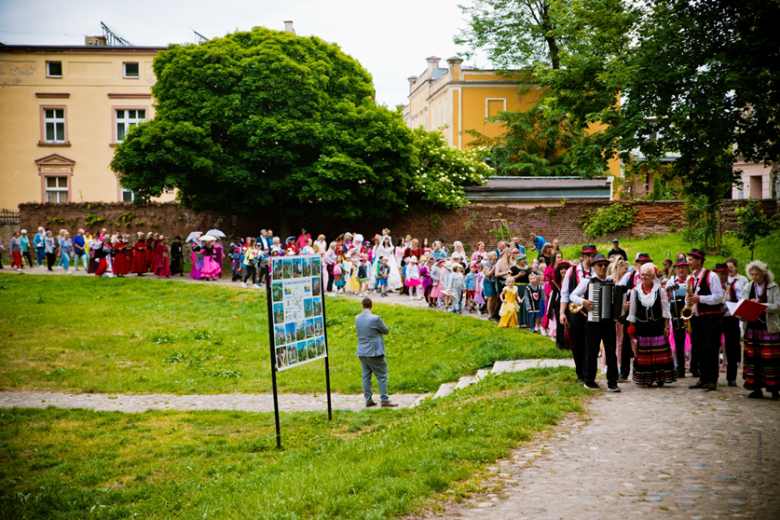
<box><xmin>144</xmin><ymin>248</ymin><xmax>154</xmax><ymax>272</ymax></box>
<box><xmin>132</xmin><ymin>249</ymin><xmax>146</xmax><ymax>273</ymax></box>
<box><xmin>154</xmin><ymin>256</ymin><xmax>171</xmax><ymax>277</ymax></box>
<box><xmin>95</xmin><ymin>257</ymin><xmax>111</xmax><ymax>277</ymax></box>
<box><xmin>114</xmin><ymin>252</ymin><xmax>130</xmax><ymax>275</ymax></box>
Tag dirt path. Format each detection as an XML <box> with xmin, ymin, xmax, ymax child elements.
<box><xmin>436</xmin><ymin>373</ymin><xmax>780</xmax><ymax>520</ymax></box>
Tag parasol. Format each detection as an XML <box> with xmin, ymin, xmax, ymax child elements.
<box><xmin>200</xmin><ymin>235</ymin><xmax>217</xmax><ymax>242</ymax></box>
<box><xmin>185</xmin><ymin>231</ymin><xmax>203</xmax><ymax>243</ymax></box>
<box><xmin>206</xmin><ymin>229</ymin><xmax>226</xmax><ymax>238</ymax></box>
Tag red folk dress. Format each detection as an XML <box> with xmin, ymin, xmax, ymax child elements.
<box><xmin>113</xmin><ymin>241</ymin><xmax>131</xmax><ymax>275</ymax></box>
<box><xmin>154</xmin><ymin>242</ymin><xmax>172</xmax><ymax>277</ymax></box>
<box><xmin>132</xmin><ymin>241</ymin><xmax>147</xmax><ymax>274</ymax></box>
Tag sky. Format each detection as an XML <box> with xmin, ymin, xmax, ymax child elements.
<box><xmin>0</xmin><ymin>0</ymin><xmax>486</xmax><ymax>107</ymax></box>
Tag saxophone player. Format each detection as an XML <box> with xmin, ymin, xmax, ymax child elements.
<box><xmin>559</xmin><ymin>244</ymin><xmax>597</xmax><ymax>383</ymax></box>
<box><xmin>666</xmin><ymin>259</ymin><xmax>692</xmax><ymax>378</ymax></box>
<box><xmin>686</xmin><ymin>248</ymin><xmax>724</xmax><ymax>391</ymax></box>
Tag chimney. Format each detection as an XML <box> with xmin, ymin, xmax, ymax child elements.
<box><xmin>447</xmin><ymin>56</ymin><xmax>464</xmax><ymax>81</ymax></box>
<box><xmin>85</xmin><ymin>35</ymin><xmax>106</xmax><ymax>46</ymax></box>
<box><xmin>407</xmin><ymin>76</ymin><xmax>418</xmax><ymax>93</ymax></box>
<box><xmin>284</xmin><ymin>21</ymin><xmax>295</xmax><ymax>34</ymax></box>
<box><xmin>426</xmin><ymin>56</ymin><xmax>441</xmax><ymax>72</ymax></box>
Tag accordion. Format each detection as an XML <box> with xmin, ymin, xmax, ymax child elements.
<box><xmin>588</xmin><ymin>281</ymin><xmax>627</xmax><ymax>323</ymax></box>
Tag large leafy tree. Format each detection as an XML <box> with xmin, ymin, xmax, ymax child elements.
<box><xmin>111</xmin><ymin>27</ymin><xmax>417</xmax><ymax>220</ymax></box>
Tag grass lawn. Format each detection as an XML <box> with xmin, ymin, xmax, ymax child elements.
<box><xmin>0</xmin><ymin>368</ymin><xmax>586</xmax><ymax>520</ymax></box>
<box><xmin>561</xmin><ymin>230</ymin><xmax>780</xmax><ymax>274</ymax></box>
<box><xmin>0</xmin><ymin>275</ymin><xmax>566</xmax><ymax>396</ymax></box>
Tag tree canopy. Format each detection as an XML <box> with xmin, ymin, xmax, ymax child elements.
<box><xmin>112</xmin><ymin>27</ymin><xmax>485</xmax><ymax>219</ymax></box>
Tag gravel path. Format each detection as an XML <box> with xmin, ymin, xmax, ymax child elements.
<box><xmin>437</xmin><ymin>373</ymin><xmax>780</xmax><ymax>520</ymax></box>
<box><xmin>0</xmin><ymin>390</ymin><xmax>420</xmax><ymax>413</ymax></box>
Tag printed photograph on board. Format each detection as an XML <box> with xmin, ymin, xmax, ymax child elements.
<box><xmin>285</xmin><ymin>323</ymin><xmax>296</xmax><ymax>344</ymax></box>
<box><xmin>283</xmin><ymin>259</ymin><xmax>293</xmax><ymax>279</ymax></box>
<box><xmin>315</xmin><ymin>336</ymin><xmax>325</xmax><ymax>356</ymax></box>
<box><xmin>297</xmin><ymin>341</ymin><xmax>308</xmax><ymax>361</ymax></box>
<box><xmin>305</xmin><ymin>318</ymin><xmax>315</xmax><ymax>338</ymax></box>
<box><xmin>272</xmin><ymin>260</ymin><xmax>283</xmax><ymax>280</ymax></box>
<box><xmin>312</xmin><ymin>298</ymin><xmax>322</xmax><ymax>316</ymax></box>
<box><xmin>312</xmin><ymin>277</ymin><xmax>321</xmax><ymax>296</ymax></box>
<box><xmin>287</xmin><ymin>344</ymin><xmax>298</xmax><ymax>364</ymax></box>
<box><xmin>274</xmin><ymin>325</ymin><xmax>286</xmax><ymax>346</ymax></box>
<box><xmin>295</xmin><ymin>321</ymin><xmax>306</xmax><ymax>341</ymax></box>
<box><xmin>314</xmin><ymin>317</ymin><xmax>324</xmax><ymax>335</ymax></box>
<box><xmin>273</xmin><ymin>303</ymin><xmax>284</xmax><ymax>324</ymax></box>
<box><xmin>276</xmin><ymin>347</ymin><xmax>288</xmax><ymax>368</ymax></box>
<box><xmin>304</xmin><ymin>298</ymin><xmax>314</xmax><ymax>318</ymax></box>
<box><xmin>293</xmin><ymin>258</ymin><xmax>304</xmax><ymax>278</ymax></box>
<box><xmin>302</xmin><ymin>257</ymin><xmax>311</xmax><ymax>277</ymax></box>
<box><xmin>307</xmin><ymin>339</ymin><xmax>316</xmax><ymax>359</ymax></box>
<box><xmin>312</xmin><ymin>257</ymin><xmax>321</xmax><ymax>276</ymax></box>
<box><xmin>272</xmin><ymin>282</ymin><xmax>284</xmax><ymax>303</ymax></box>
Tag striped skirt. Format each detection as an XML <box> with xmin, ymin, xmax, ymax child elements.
<box><xmin>633</xmin><ymin>335</ymin><xmax>677</xmax><ymax>386</ymax></box>
<box><xmin>743</xmin><ymin>328</ymin><xmax>780</xmax><ymax>390</ymax></box>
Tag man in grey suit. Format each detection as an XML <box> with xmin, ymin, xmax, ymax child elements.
<box><xmin>355</xmin><ymin>298</ymin><xmax>398</xmax><ymax>408</ymax></box>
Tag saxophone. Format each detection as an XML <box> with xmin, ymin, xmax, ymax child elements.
<box><xmin>569</xmin><ymin>301</ymin><xmax>585</xmax><ymax>314</ymax></box>
<box><xmin>680</xmin><ymin>277</ymin><xmax>694</xmax><ymax>333</ymax></box>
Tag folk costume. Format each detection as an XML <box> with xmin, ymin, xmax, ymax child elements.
<box><xmin>200</xmin><ymin>244</ymin><xmax>220</xmax><ymax>279</ymax></box>
<box><xmin>113</xmin><ymin>240</ymin><xmax>131</xmax><ymax>276</ymax></box>
<box><xmin>628</xmin><ymin>280</ymin><xmax>677</xmax><ymax>387</ymax></box>
<box><xmin>561</xmin><ymin>245</ymin><xmax>597</xmax><ymax>381</ymax></box>
<box><xmin>569</xmin><ymin>254</ymin><xmax>619</xmax><ymax>390</ymax></box>
<box><xmin>94</xmin><ymin>242</ymin><xmax>113</xmax><ymax>277</ymax></box>
<box><xmin>547</xmin><ymin>261</ymin><xmax>570</xmax><ymax>350</ymax></box>
<box><xmin>498</xmin><ymin>285</ymin><xmax>520</xmax><ymax>329</ymax></box>
<box><xmin>144</xmin><ymin>237</ymin><xmax>155</xmax><ymax>273</ymax></box>
<box><xmin>716</xmin><ymin>263</ymin><xmax>742</xmax><ymax>386</ymax></box>
<box><xmin>617</xmin><ymin>253</ymin><xmax>654</xmax><ymax>379</ymax></box>
<box><xmin>743</xmin><ymin>280</ymin><xmax>780</xmax><ymax>397</ymax></box>
<box><xmin>154</xmin><ymin>240</ymin><xmax>172</xmax><ymax>277</ymax></box>
<box><xmin>190</xmin><ymin>242</ymin><xmax>204</xmax><ymax>280</ymax></box>
<box><xmin>687</xmin><ymin>249</ymin><xmax>724</xmax><ymax>390</ymax></box>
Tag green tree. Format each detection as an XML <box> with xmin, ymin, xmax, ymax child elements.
<box><xmin>111</xmin><ymin>27</ymin><xmax>417</xmax><ymax>221</ymax></box>
<box><xmin>734</xmin><ymin>199</ymin><xmax>780</xmax><ymax>261</ymax></box>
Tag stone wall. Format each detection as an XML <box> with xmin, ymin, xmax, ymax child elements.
<box><xmin>17</xmin><ymin>199</ymin><xmax>777</xmax><ymax>250</ymax></box>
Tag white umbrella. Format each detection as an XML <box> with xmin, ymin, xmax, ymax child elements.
<box><xmin>185</xmin><ymin>231</ymin><xmax>203</xmax><ymax>243</ymax></box>
<box><xmin>206</xmin><ymin>229</ymin><xmax>226</xmax><ymax>238</ymax></box>
<box><xmin>200</xmin><ymin>235</ymin><xmax>217</xmax><ymax>242</ymax></box>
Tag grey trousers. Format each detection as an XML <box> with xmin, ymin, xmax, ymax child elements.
<box><xmin>359</xmin><ymin>355</ymin><xmax>389</xmax><ymax>404</ymax></box>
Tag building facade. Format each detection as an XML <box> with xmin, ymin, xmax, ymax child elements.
<box><xmin>0</xmin><ymin>41</ymin><xmax>173</xmax><ymax>211</ymax></box>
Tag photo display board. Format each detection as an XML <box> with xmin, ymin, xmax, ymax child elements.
<box><xmin>270</xmin><ymin>255</ymin><xmax>327</xmax><ymax>371</ymax></box>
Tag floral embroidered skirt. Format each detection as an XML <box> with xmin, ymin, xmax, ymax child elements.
<box><xmin>633</xmin><ymin>334</ymin><xmax>677</xmax><ymax>386</ymax></box>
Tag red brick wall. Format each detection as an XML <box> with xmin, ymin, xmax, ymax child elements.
<box><xmin>18</xmin><ymin>199</ymin><xmax>777</xmax><ymax>250</ymax></box>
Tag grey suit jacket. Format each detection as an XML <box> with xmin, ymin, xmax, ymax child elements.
<box><xmin>355</xmin><ymin>310</ymin><xmax>389</xmax><ymax>357</ymax></box>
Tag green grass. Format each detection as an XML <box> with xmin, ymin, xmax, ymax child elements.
<box><xmin>0</xmin><ymin>368</ymin><xmax>586</xmax><ymax>520</ymax></box>
<box><xmin>561</xmin><ymin>230</ymin><xmax>780</xmax><ymax>274</ymax></box>
<box><xmin>0</xmin><ymin>275</ymin><xmax>566</xmax><ymax>395</ymax></box>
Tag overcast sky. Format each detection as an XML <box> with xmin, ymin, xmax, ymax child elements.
<box><xmin>0</xmin><ymin>0</ymin><xmax>487</xmax><ymax>107</ymax></box>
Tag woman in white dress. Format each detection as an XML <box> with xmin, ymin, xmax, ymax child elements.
<box><xmin>374</xmin><ymin>235</ymin><xmax>402</xmax><ymax>291</ymax></box>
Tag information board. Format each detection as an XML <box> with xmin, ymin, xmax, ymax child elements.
<box><xmin>269</xmin><ymin>255</ymin><xmax>327</xmax><ymax>371</ymax></box>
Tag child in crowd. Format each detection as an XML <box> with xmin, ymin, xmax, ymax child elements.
<box><xmin>464</xmin><ymin>263</ymin><xmax>478</xmax><ymax>312</ymax></box>
<box><xmin>404</xmin><ymin>256</ymin><xmax>423</xmax><ymax>300</ymax></box>
<box><xmin>439</xmin><ymin>261</ymin><xmax>452</xmax><ymax>310</ymax></box>
<box><xmin>377</xmin><ymin>256</ymin><xmax>390</xmax><ymax>297</ymax></box>
<box><xmin>526</xmin><ymin>273</ymin><xmax>543</xmax><ymax>333</ymax></box>
<box><xmin>334</xmin><ymin>258</ymin><xmax>347</xmax><ymax>294</ymax></box>
<box><xmin>357</xmin><ymin>256</ymin><xmax>370</xmax><ymax>297</ymax></box>
<box><xmin>428</xmin><ymin>258</ymin><xmax>443</xmax><ymax>307</ymax></box>
<box><xmin>446</xmin><ymin>264</ymin><xmax>465</xmax><ymax>313</ymax></box>
<box><xmin>498</xmin><ymin>276</ymin><xmax>520</xmax><ymax>328</ymax></box>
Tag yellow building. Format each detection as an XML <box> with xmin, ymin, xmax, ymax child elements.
<box><xmin>0</xmin><ymin>40</ymin><xmax>173</xmax><ymax>211</ymax></box>
<box><xmin>400</xmin><ymin>56</ymin><xmax>620</xmax><ymax>177</ymax></box>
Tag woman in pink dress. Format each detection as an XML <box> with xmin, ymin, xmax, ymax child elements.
<box><xmin>200</xmin><ymin>241</ymin><xmax>220</xmax><ymax>280</ymax></box>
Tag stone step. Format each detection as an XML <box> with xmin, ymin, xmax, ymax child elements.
<box><xmin>433</xmin><ymin>382</ymin><xmax>457</xmax><ymax>400</ymax></box>
<box><xmin>475</xmin><ymin>369</ymin><xmax>490</xmax><ymax>382</ymax></box>
<box><xmin>410</xmin><ymin>394</ymin><xmax>431</xmax><ymax>408</ymax></box>
<box><xmin>455</xmin><ymin>376</ymin><xmax>475</xmax><ymax>390</ymax></box>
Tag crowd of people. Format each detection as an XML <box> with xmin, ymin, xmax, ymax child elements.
<box><xmin>4</xmin><ymin>224</ymin><xmax>778</xmax><ymax>400</ymax></box>
<box><xmin>2</xmin><ymin>227</ymin><xmax>184</xmax><ymax>278</ymax></box>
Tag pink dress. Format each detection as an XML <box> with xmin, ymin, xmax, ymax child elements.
<box><xmin>200</xmin><ymin>246</ymin><xmax>220</xmax><ymax>278</ymax></box>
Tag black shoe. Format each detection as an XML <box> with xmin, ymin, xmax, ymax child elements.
<box><xmin>747</xmin><ymin>389</ymin><xmax>764</xmax><ymax>399</ymax></box>
<box><xmin>676</xmin><ymin>369</ymin><xmax>686</xmax><ymax>378</ymax></box>
<box><xmin>704</xmin><ymin>383</ymin><xmax>717</xmax><ymax>392</ymax></box>
<box><xmin>584</xmin><ymin>381</ymin><xmax>600</xmax><ymax>390</ymax></box>
<box><xmin>607</xmin><ymin>384</ymin><xmax>621</xmax><ymax>393</ymax></box>
<box><xmin>689</xmin><ymin>380</ymin><xmax>706</xmax><ymax>389</ymax></box>
<box><xmin>728</xmin><ymin>381</ymin><xmax>737</xmax><ymax>387</ymax></box>
<box><xmin>691</xmin><ymin>369</ymin><xmax>700</xmax><ymax>378</ymax></box>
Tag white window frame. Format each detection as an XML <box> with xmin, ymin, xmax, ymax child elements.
<box><xmin>45</xmin><ymin>176</ymin><xmax>69</xmax><ymax>203</ymax></box>
<box><xmin>115</xmin><ymin>108</ymin><xmax>147</xmax><ymax>142</ymax></box>
<box><xmin>46</xmin><ymin>61</ymin><xmax>63</xmax><ymax>78</ymax></box>
<box><xmin>43</xmin><ymin>108</ymin><xmax>66</xmax><ymax>143</ymax></box>
<box><xmin>121</xmin><ymin>189</ymin><xmax>136</xmax><ymax>202</ymax></box>
<box><xmin>485</xmin><ymin>98</ymin><xmax>507</xmax><ymax>118</ymax></box>
<box><xmin>123</xmin><ymin>62</ymin><xmax>140</xmax><ymax>78</ymax></box>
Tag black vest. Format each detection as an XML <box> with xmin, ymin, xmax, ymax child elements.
<box><xmin>696</xmin><ymin>269</ymin><xmax>722</xmax><ymax>315</ymax></box>
<box><xmin>634</xmin><ymin>287</ymin><xmax>664</xmax><ymax>322</ymax></box>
